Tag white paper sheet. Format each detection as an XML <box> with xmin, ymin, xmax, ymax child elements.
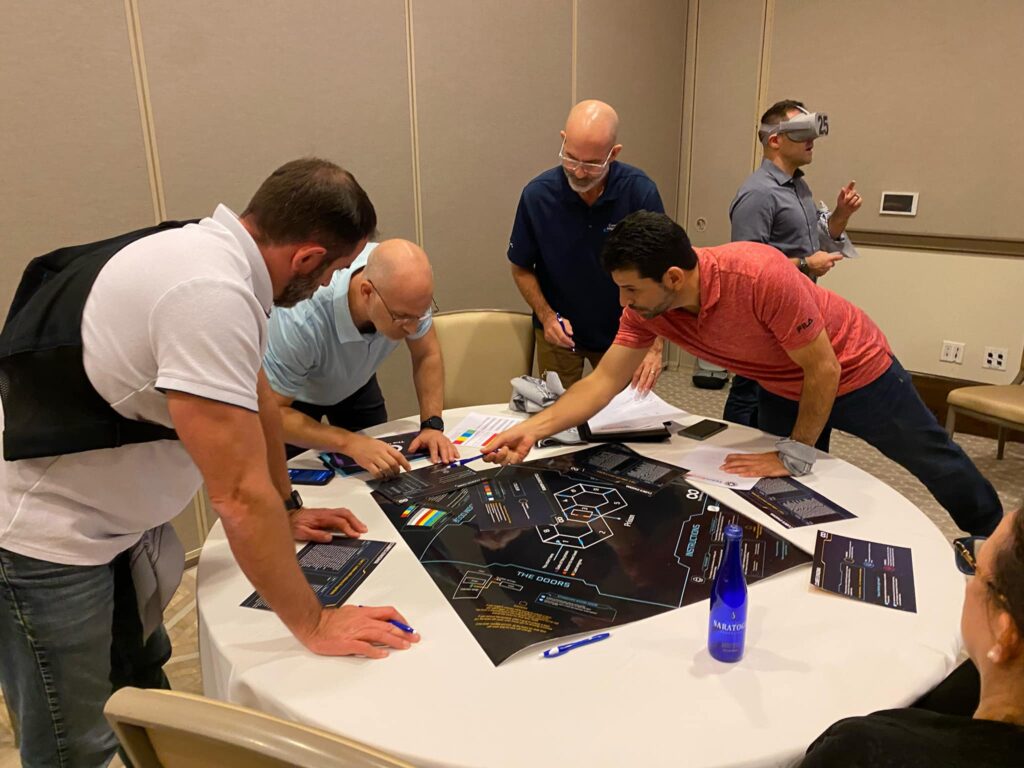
<box><xmin>677</xmin><ymin>444</ymin><xmax>759</xmax><ymax>490</ymax></box>
<box><xmin>445</xmin><ymin>412</ymin><xmax>525</xmax><ymax>449</ymax></box>
<box><xmin>587</xmin><ymin>387</ymin><xmax>688</xmax><ymax>433</ymax></box>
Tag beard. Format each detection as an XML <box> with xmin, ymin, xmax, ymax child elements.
<box><xmin>274</xmin><ymin>258</ymin><xmax>334</xmax><ymax>308</ymax></box>
<box><xmin>631</xmin><ymin>291</ymin><xmax>675</xmax><ymax>320</ymax></box>
<box><xmin>564</xmin><ymin>167</ymin><xmax>607</xmax><ymax>194</ymax></box>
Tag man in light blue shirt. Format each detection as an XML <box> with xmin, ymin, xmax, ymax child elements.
<box><xmin>264</xmin><ymin>239</ymin><xmax>457</xmax><ymax>477</ymax></box>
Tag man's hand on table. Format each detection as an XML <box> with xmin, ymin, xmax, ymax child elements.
<box><xmin>343</xmin><ymin>433</ymin><xmax>412</xmax><ymax>479</ymax></box>
<box><xmin>301</xmin><ymin>605</ymin><xmax>421</xmax><ymax>658</ymax></box>
<box><xmin>290</xmin><ymin>506</ymin><xmax>368</xmax><ymax>543</ymax></box>
<box><xmin>410</xmin><ymin>428</ymin><xmax>459</xmax><ymax>464</ymax></box>
<box><xmin>482</xmin><ymin>423</ymin><xmax>538</xmax><ymax>466</ymax></box>
<box><xmin>721</xmin><ymin>451</ymin><xmax>791</xmax><ymax>478</ymax></box>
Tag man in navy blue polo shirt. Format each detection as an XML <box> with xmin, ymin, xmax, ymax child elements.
<box><xmin>508</xmin><ymin>99</ymin><xmax>666</xmax><ymax>390</ymax></box>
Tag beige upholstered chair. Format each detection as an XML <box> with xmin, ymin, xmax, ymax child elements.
<box><xmin>946</xmin><ymin>350</ymin><xmax>1024</xmax><ymax>459</ymax></box>
<box><xmin>103</xmin><ymin>687</ymin><xmax>413</xmax><ymax>768</ymax></box>
<box><xmin>432</xmin><ymin>309</ymin><xmax>534</xmax><ymax>408</ymax></box>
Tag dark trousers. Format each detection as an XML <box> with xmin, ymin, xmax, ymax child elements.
<box><xmin>756</xmin><ymin>357</ymin><xmax>1003</xmax><ymax>536</ymax></box>
<box><xmin>286</xmin><ymin>374</ymin><xmax>388</xmax><ymax>459</ymax></box>
<box><xmin>723</xmin><ymin>374</ymin><xmax>760</xmax><ymax>427</ymax></box>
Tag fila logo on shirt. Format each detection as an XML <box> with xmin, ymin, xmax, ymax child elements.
<box><xmin>796</xmin><ymin>317</ymin><xmax>815</xmax><ymax>333</ymax></box>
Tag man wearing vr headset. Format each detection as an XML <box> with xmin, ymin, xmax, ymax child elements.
<box><xmin>723</xmin><ymin>99</ymin><xmax>863</xmax><ymax>427</ymax></box>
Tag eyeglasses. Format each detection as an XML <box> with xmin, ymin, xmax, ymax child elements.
<box><xmin>366</xmin><ymin>279</ymin><xmax>437</xmax><ymax>326</ymax></box>
<box><xmin>558</xmin><ymin>138</ymin><xmax>614</xmax><ymax>175</ymax></box>
<box><xmin>953</xmin><ymin>536</ymin><xmax>985</xmax><ymax>575</ymax></box>
<box><xmin>954</xmin><ymin>535</ymin><xmax>1013</xmax><ymax>609</ymax></box>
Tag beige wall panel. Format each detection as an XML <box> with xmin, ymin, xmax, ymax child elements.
<box><xmin>827</xmin><ymin>248</ymin><xmax>1024</xmax><ymax>384</ymax></box>
<box><xmin>413</xmin><ymin>0</ymin><xmax>572</xmax><ymax>312</ymax></box>
<box><xmin>0</xmin><ymin>2</ymin><xmax>154</xmax><ymax>316</ymax></box>
<box><xmin>137</xmin><ymin>0</ymin><xmax>416</xmax><ymax>238</ymax></box>
<box><xmin>685</xmin><ymin>0</ymin><xmax>764</xmax><ymax>246</ymax></box>
<box><xmin>576</xmin><ymin>0</ymin><xmax>688</xmax><ymax>215</ymax></box>
<box><xmin>768</xmin><ymin>0</ymin><xmax>1024</xmax><ymax>240</ymax></box>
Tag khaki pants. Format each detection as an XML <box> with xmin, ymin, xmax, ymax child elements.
<box><xmin>534</xmin><ymin>329</ymin><xmax>605</xmax><ymax>388</ymax></box>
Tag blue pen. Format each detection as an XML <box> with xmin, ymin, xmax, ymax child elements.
<box><xmin>540</xmin><ymin>632</ymin><xmax>610</xmax><ymax>658</ymax></box>
<box><xmin>452</xmin><ymin>454</ymin><xmax>483</xmax><ymax>466</ymax></box>
<box><xmin>555</xmin><ymin>312</ymin><xmax>576</xmax><ymax>352</ymax></box>
<box><xmin>388</xmin><ymin>619</ymin><xmax>415</xmax><ymax>633</ymax></box>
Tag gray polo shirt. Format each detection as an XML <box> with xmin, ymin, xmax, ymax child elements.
<box><xmin>729</xmin><ymin>159</ymin><xmax>853</xmax><ymax>258</ymax></box>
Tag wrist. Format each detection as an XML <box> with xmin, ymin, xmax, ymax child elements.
<box><xmin>775</xmin><ymin>438</ymin><xmax>817</xmax><ymax>476</ymax></box>
<box><xmin>292</xmin><ymin>600</ymin><xmax>325</xmax><ymax>646</ymax></box>
<box><xmin>420</xmin><ymin>416</ymin><xmax>445</xmax><ymax>432</ymax></box>
<box><xmin>284</xmin><ymin>489</ymin><xmax>303</xmax><ymax>512</ymax></box>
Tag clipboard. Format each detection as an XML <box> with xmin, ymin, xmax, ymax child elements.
<box><xmin>577</xmin><ymin>421</ymin><xmax>671</xmax><ymax>443</ymax></box>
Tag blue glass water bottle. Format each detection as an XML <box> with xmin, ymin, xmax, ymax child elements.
<box><xmin>708</xmin><ymin>523</ymin><xmax>748</xmax><ymax>662</ymax></box>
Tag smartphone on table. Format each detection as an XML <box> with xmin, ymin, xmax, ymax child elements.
<box><xmin>676</xmin><ymin>419</ymin><xmax>728</xmax><ymax>441</ymax></box>
<box><xmin>288</xmin><ymin>467</ymin><xmax>334</xmax><ymax>486</ymax></box>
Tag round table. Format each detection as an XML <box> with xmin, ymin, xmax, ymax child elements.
<box><xmin>197</xmin><ymin>404</ymin><xmax>964</xmax><ymax>768</ymax></box>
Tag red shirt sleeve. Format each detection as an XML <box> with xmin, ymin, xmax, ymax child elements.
<box><xmin>752</xmin><ymin>255</ymin><xmax>826</xmax><ymax>352</ymax></box>
<box><xmin>613</xmin><ymin>307</ymin><xmax>658</xmax><ymax>349</ymax></box>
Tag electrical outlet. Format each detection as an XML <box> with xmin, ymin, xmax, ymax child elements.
<box><xmin>940</xmin><ymin>340</ymin><xmax>964</xmax><ymax>364</ymax></box>
<box><xmin>984</xmin><ymin>346</ymin><xmax>1009</xmax><ymax>371</ymax></box>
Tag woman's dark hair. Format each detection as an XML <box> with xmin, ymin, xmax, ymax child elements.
<box><xmin>991</xmin><ymin>510</ymin><xmax>1024</xmax><ymax>635</ymax></box>
<box><xmin>600</xmin><ymin>211</ymin><xmax>697</xmax><ymax>281</ymax></box>
<box><xmin>242</xmin><ymin>158</ymin><xmax>377</xmax><ymax>259</ymax></box>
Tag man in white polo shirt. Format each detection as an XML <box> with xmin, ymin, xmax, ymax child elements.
<box><xmin>0</xmin><ymin>158</ymin><xmax>420</xmax><ymax>768</ymax></box>
<box><xmin>265</xmin><ymin>238</ymin><xmax>458</xmax><ymax>477</ymax></box>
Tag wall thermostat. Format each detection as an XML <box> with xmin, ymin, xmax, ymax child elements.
<box><xmin>879</xmin><ymin>191</ymin><xmax>918</xmax><ymax>216</ymax></box>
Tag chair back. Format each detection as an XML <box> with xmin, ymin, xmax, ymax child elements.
<box><xmin>432</xmin><ymin>309</ymin><xmax>534</xmax><ymax>408</ymax></box>
<box><xmin>104</xmin><ymin>687</ymin><xmax>414</xmax><ymax>768</ymax></box>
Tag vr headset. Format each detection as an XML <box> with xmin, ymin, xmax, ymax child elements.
<box><xmin>758</xmin><ymin>105</ymin><xmax>829</xmax><ymax>143</ymax></box>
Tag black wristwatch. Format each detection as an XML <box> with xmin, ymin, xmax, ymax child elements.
<box><xmin>420</xmin><ymin>416</ymin><xmax>445</xmax><ymax>431</ymax></box>
<box><xmin>284</xmin><ymin>489</ymin><xmax>303</xmax><ymax>512</ymax></box>
<box><xmin>797</xmin><ymin>256</ymin><xmax>809</xmax><ymax>275</ymax></box>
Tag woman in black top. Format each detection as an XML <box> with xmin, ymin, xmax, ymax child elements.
<box><xmin>799</xmin><ymin>509</ymin><xmax>1024</xmax><ymax>767</ymax></box>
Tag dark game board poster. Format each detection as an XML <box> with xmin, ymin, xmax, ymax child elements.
<box><xmin>241</xmin><ymin>538</ymin><xmax>394</xmax><ymax>610</ymax></box>
<box><xmin>735</xmin><ymin>476</ymin><xmax>856</xmax><ymax>529</ymax></box>
<box><xmin>372</xmin><ymin>446</ymin><xmax>811</xmax><ymax>665</ymax></box>
<box><xmin>370</xmin><ymin>462</ymin><xmax>480</xmax><ymax>505</ymax></box>
<box><xmin>811</xmin><ymin>531</ymin><xmax>917</xmax><ymax>613</ymax></box>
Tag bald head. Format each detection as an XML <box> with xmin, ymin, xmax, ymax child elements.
<box><xmin>362</xmin><ymin>238</ymin><xmax>434</xmax><ymax>307</ymax></box>
<box><xmin>565</xmin><ymin>100</ymin><xmax>619</xmax><ymax>147</ymax></box>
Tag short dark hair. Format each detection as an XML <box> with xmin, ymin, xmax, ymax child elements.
<box><xmin>600</xmin><ymin>211</ymin><xmax>697</xmax><ymax>280</ymax></box>
<box><xmin>991</xmin><ymin>510</ymin><xmax>1024</xmax><ymax>640</ymax></box>
<box><xmin>760</xmin><ymin>99</ymin><xmax>806</xmax><ymax>127</ymax></box>
<box><xmin>242</xmin><ymin>158</ymin><xmax>377</xmax><ymax>259</ymax></box>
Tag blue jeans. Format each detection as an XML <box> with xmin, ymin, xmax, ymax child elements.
<box><xmin>0</xmin><ymin>548</ymin><xmax>171</xmax><ymax>768</ymax></box>
<box><xmin>756</xmin><ymin>357</ymin><xmax>1003</xmax><ymax>536</ymax></box>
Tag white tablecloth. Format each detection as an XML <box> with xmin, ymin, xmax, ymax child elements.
<box><xmin>197</xmin><ymin>405</ymin><xmax>964</xmax><ymax>768</ymax></box>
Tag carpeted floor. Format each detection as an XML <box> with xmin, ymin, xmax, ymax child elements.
<box><xmin>2</xmin><ymin>367</ymin><xmax>1020</xmax><ymax>765</ymax></box>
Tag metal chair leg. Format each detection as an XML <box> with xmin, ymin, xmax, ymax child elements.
<box><xmin>945</xmin><ymin>407</ymin><xmax>957</xmax><ymax>435</ymax></box>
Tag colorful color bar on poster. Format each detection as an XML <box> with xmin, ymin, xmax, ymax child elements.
<box><xmin>404</xmin><ymin>506</ymin><xmax>447</xmax><ymax>528</ymax></box>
